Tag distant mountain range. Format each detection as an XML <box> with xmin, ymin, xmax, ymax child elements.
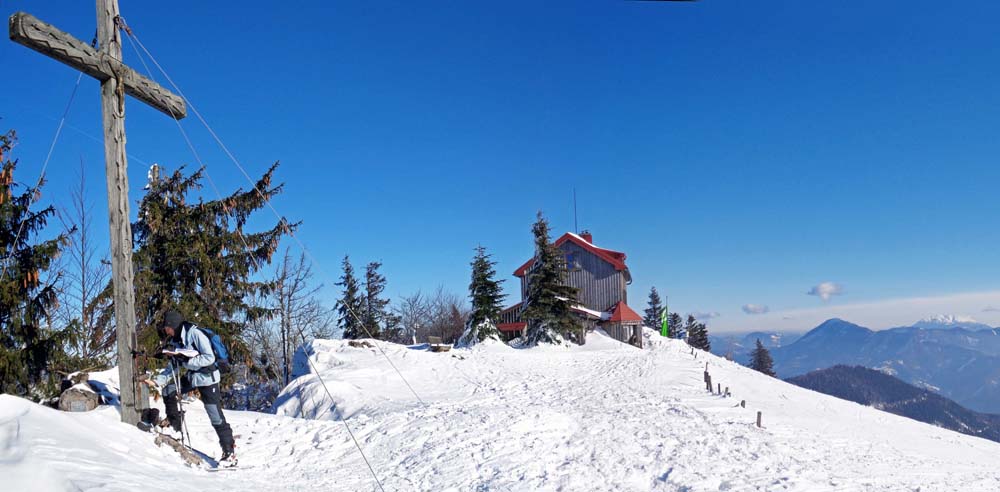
<box><xmin>787</xmin><ymin>365</ymin><xmax>1000</xmax><ymax>443</ymax></box>
<box><xmin>768</xmin><ymin>318</ymin><xmax>1000</xmax><ymax>413</ymax></box>
<box><xmin>709</xmin><ymin>331</ymin><xmax>802</xmax><ymax>365</ymax></box>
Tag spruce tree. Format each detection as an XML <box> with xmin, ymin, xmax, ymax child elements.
<box><xmin>643</xmin><ymin>286</ymin><xmax>663</xmax><ymax>329</ymax></box>
<box><xmin>0</xmin><ymin>129</ymin><xmax>73</xmax><ymax>397</ymax></box>
<box><xmin>95</xmin><ymin>164</ymin><xmax>294</xmax><ymax>365</ymax></box>
<box><xmin>749</xmin><ymin>338</ymin><xmax>776</xmax><ymax>377</ymax></box>
<box><xmin>458</xmin><ymin>245</ymin><xmax>506</xmax><ymax>346</ymax></box>
<box><xmin>363</xmin><ymin>261</ymin><xmax>399</xmax><ymax>341</ymax></box>
<box><xmin>336</xmin><ymin>255</ymin><xmax>366</xmax><ymax>339</ymax></box>
<box><xmin>667</xmin><ymin>312</ymin><xmax>685</xmax><ymax>339</ymax></box>
<box><xmin>522</xmin><ymin>212</ymin><xmax>579</xmax><ymax>345</ymax></box>
<box><xmin>685</xmin><ymin>314</ymin><xmax>711</xmax><ymax>351</ymax></box>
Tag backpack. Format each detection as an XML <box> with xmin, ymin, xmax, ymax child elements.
<box><xmin>193</xmin><ymin>325</ymin><xmax>231</xmax><ymax>374</ymax></box>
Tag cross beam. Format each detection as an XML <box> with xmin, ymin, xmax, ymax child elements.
<box><xmin>9</xmin><ymin>11</ymin><xmax>186</xmax><ymax>119</ymax></box>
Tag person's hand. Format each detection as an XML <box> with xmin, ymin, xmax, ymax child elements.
<box><xmin>171</xmin><ymin>353</ymin><xmax>191</xmax><ymax>363</ymax></box>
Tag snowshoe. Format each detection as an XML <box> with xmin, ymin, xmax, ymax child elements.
<box><xmin>217</xmin><ymin>449</ymin><xmax>238</xmax><ymax>468</ymax></box>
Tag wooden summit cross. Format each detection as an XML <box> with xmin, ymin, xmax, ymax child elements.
<box><xmin>9</xmin><ymin>1</ymin><xmax>187</xmax><ymax>425</ymax></box>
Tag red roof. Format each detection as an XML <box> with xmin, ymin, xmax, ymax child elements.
<box><xmin>497</xmin><ymin>322</ymin><xmax>526</xmax><ymax>332</ymax></box>
<box><xmin>607</xmin><ymin>301</ymin><xmax>643</xmax><ymax>323</ymax></box>
<box><xmin>514</xmin><ymin>232</ymin><xmax>627</xmax><ymax>277</ymax></box>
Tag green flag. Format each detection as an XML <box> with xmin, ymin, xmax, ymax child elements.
<box><xmin>660</xmin><ymin>299</ymin><xmax>669</xmax><ymax>337</ymax></box>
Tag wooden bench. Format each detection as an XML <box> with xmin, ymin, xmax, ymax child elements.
<box><xmin>428</xmin><ymin>336</ymin><xmax>451</xmax><ymax>353</ymax></box>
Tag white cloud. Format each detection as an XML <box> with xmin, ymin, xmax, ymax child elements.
<box><xmin>690</xmin><ymin>311</ymin><xmax>720</xmax><ymax>320</ymax></box>
<box><xmin>808</xmin><ymin>282</ymin><xmax>844</xmax><ymax>301</ymax></box>
<box><xmin>984</xmin><ymin>306</ymin><xmax>1000</xmax><ymax>313</ymax></box>
<box><xmin>742</xmin><ymin>304</ymin><xmax>769</xmax><ymax>315</ymax></box>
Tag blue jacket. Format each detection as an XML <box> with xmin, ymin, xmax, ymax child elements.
<box><xmin>154</xmin><ymin>323</ymin><xmax>220</xmax><ymax>388</ymax></box>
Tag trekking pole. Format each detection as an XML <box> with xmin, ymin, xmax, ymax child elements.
<box><xmin>170</xmin><ymin>358</ymin><xmax>193</xmax><ymax>447</ymax></box>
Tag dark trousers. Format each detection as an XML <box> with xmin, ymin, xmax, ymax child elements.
<box><xmin>164</xmin><ymin>376</ymin><xmax>235</xmax><ymax>453</ymax></box>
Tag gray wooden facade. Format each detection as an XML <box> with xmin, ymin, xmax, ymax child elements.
<box><xmin>519</xmin><ymin>240</ymin><xmax>629</xmax><ymax>312</ymax></box>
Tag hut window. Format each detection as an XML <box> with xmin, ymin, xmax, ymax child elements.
<box><xmin>566</xmin><ymin>253</ymin><xmax>581</xmax><ymax>271</ymax></box>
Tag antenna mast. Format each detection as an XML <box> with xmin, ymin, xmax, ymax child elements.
<box><xmin>573</xmin><ymin>187</ymin><xmax>578</xmax><ymax>233</ymax></box>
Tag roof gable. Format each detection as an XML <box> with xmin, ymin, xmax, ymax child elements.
<box><xmin>514</xmin><ymin>232</ymin><xmax>627</xmax><ymax>277</ymax></box>
<box><xmin>608</xmin><ymin>301</ymin><xmax>643</xmax><ymax>323</ymax></box>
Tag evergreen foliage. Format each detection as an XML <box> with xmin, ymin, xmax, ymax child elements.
<box><xmin>685</xmin><ymin>314</ymin><xmax>711</xmax><ymax>351</ymax></box>
<box><xmin>643</xmin><ymin>286</ymin><xmax>663</xmax><ymax>330</ymax></box>
<box><xmin>522</xmin><ymin>212</ymin><xmax>579</xmax><ymax>345</ymax></box>
<box><xmin>96</xmin><ymin>164</ymin><xmax>294</xmax><ymax>368</ymax></box>
<box><xmin>363</xmin><ymin>261</ymin><xmax>400</xmax><ymax>341</ymax></box>
<box><xmin>459</xmin><ymin>245</ymin><xmax>505</xmax><ymax>346</ymax></box>
<box><xmin>0</xmin><ymin>130</ymin><xmax>73</xmax><ymax>397</ymax></box>
<box><xmin>667</xmin><ymin>312</ymin><xmax>685</xmax><ymax>339</ymax></box>
<box><xmin>749</xmin><ymin>338</ymin><xmax>776</xmax><ymax>377</ymax></box>
<box><xmin>336</xmin><ymin>255</ymin><xmax>365</xmax><ymax>339</ymax></box>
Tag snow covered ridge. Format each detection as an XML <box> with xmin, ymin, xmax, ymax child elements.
<box><xmin>922</xmin><ymin>314</ymin><xmax>979</xmax><ymax>325</ymax></box>
<box><xmin>4</xmin><ymin>330</ymin><xmax>1000</xmax><ymax>491</ymax></box>
<box><xmin>912</xmin><ymin>314</ymin><xmax>995</xmax><ymax>330</ymax></box>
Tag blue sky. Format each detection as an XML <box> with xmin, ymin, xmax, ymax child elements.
<box><xmin>4</xmin><ymin>1</ymin><xmax>1000</xmax><ymax>332</ymax></box>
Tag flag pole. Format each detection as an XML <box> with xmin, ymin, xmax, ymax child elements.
<box><xmin>661</xmin><ymin>296</ymin><xmax>670</xmax><ymax>337</ymax></box>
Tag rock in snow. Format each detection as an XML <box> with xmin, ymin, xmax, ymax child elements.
<box><xmin>3</xmin><ymin>329</ymin><xmax>1000</xmax><ymax>491</ymax></box>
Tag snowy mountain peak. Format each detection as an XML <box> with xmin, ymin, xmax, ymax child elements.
<box><xmin>920</xmin><ymin>314</ymin><xmax>977</xmax><ymax>325</ymax></box>
<box><xmin>912</xmin><ymin>315</ymin><xmax>994</xmax><ymax>331</ymax></box>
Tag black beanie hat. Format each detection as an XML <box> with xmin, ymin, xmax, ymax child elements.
<box><xmin>161</xmin><ymin>310</ymin><xmax>183</xmax><ymax>334</ymax></box>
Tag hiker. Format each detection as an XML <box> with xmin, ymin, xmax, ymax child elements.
<box><xmin>143</xmin><ymin>310</ymin><xmax>236</xmax><ymax>465</ymax></box>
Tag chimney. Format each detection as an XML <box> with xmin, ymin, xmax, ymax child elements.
<box><xmin>580</xmin><ymin>230</ymin><xmax>593</xmax><ymax>244</ymax></box>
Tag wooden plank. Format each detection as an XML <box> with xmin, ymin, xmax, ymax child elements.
<box><xmin>154</xmin><ymin>433</ymin><xmax>203</xmax><ymax>467</ymax></box>
<box><xmin>9</xmin><ymin>11</ymin><xmax>186</xmax><ymax>118</ymax></box>
<box><xmin>96</xmin><ymin>0</ymin><xmax>142</xmax><ymax>426</ymax></box>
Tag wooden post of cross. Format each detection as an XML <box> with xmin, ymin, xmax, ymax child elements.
<box><xmin>9</xmin><ymin>1</ymin><xmax>186</xmax><ymax>425</ymax></box>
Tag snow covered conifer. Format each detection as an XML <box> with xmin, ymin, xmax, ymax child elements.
<box><xmin>458</xmin><ymin>245</ymin><xmax>505</xmax><ymax>346</ymax></box>
<box><xmin>0</xmin><ymin>130</ymin><xmax>72</xmax><ymax>397</ymax></box>
<box><xmin>522</xmin><ymin>212</ymin><xmax>579</xmax><ymax>345</ymax></box>
<box><xmin>749</xmin><ymin>338</ymin><xmax>776</xmax><ymax>377</ymax></box>
<box><xmin>643</xmin><ymin>286</ymin><xmax>663</xmax><ymax>329</ymax></box>
<box><xmin>685</xmin><ymin>315</ymin><xmax>711</xmax><ymax>351</ymax></box>
<box><xmin>336</xmin><ymin>255</ymin><xmax>366</xmax><ymax>339</ymax></box>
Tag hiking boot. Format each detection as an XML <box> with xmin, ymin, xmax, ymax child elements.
<box><xmin>218</xmin><ymin>449</ymin><xmax>238</xmax><ymax>468</ymax></box>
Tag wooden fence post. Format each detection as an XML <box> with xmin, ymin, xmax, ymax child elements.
<box><xmin>717</xmin><ymin>383</ymin><xmax>721</xmax><ymax>394</ymax></box>
<box><xmin>756</xmin><ymin>411</ymin><xmax>762</xmax><ymax>428</ymax></box>
<box><xmin>706</xmin><ymin>374</ymin><xmax>712</xmax><ymax>392</ymax></box>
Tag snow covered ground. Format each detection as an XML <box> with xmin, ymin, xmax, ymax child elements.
<box><xmin>3</xmin><ymin>329</ymin><xmax>1000</xmax><ymax>491</ymax></box>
